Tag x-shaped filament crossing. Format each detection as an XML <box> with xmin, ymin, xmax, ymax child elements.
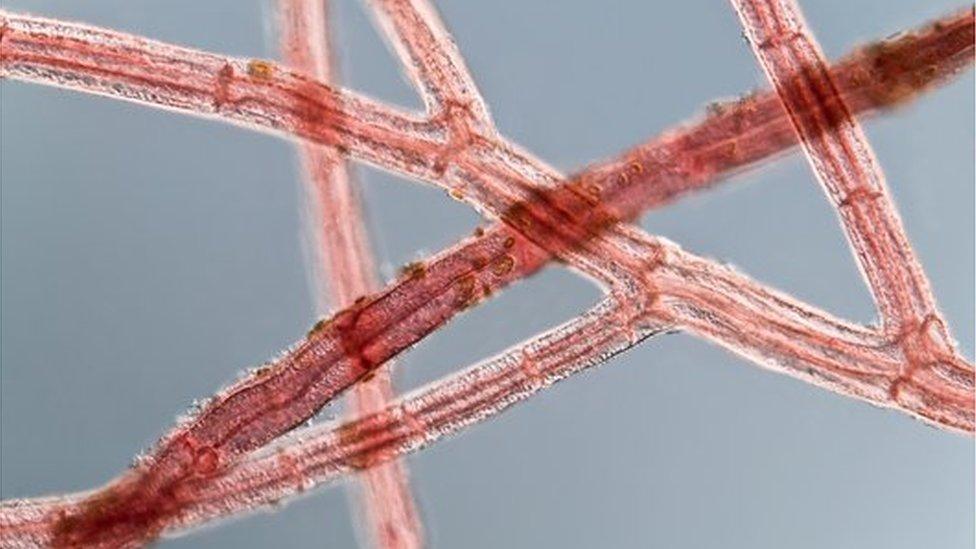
<box><xmin>0</xmin><ymin>1</ymin><xmax>972</xmax><ymax>547</ymax></box>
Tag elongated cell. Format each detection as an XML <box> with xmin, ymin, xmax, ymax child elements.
<box><xmin>277</xmin><ymin>0</ymin><xmax>424</xmax><ymax>547</ymax></box>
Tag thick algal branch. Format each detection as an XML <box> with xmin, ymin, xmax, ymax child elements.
<box><xmin>277</xmin><ymin>0</ymin><xmax>424</xmax><ymax>547</ymax></box>
<box><xmin>729</xmin><ymin>0</ymin><xmax>970</xmax><ymax>425</ymax></box>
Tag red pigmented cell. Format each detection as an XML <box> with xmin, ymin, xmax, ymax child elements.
<box><xmin>194</xmin><ymin>447</ymin><xmax>220</xmax><ymax>474</ymax></box>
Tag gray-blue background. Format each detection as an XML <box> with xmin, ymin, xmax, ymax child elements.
<box><xmin>2</xmin><ymin>1</ymin><xmax>973</xmax><ymax>547</ymax></box>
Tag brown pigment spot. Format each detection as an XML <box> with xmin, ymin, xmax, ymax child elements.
<box><xmin>246</xmin><ymin>59</ymin><xmax>274</xmax><ymax>79</ymax></box>
<box><xmin>455</xmin><ymin>274</ymin><xmax>478</xmax><ymax>306</ymax></box>
<box><xmin>400</xmin><ymin>261</ymin><xmax>428</xmax><ymax>280</ymax></box>
<box><xmin>491</xmin><ymin>255</ymin><xmax>516</xmax><ymax>276</ymax></box>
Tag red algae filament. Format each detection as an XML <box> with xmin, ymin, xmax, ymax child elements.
<box><xmin>0</xmin><ymin>7</ymin><xmax>972</xmax><ymax>547</ymax></box>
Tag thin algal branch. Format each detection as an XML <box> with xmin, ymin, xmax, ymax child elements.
<box><xmin>280</xmin><ymin>0</ymin><xmax>383</xmax><ymax>309</ymax></box>
<box><xmin>277</xmin><ymin>0</ymin><xmax>424</xmax><ymax>547</ymax></box>
<box><xmin>729</xmin><ymin>0</ymin><xmax>969</xmax><ymax>424</ymax></box>
<box><xmin>366</xmin><ymin>0</ymin><xmax>494</xmax><ymax>129</ymax></box>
